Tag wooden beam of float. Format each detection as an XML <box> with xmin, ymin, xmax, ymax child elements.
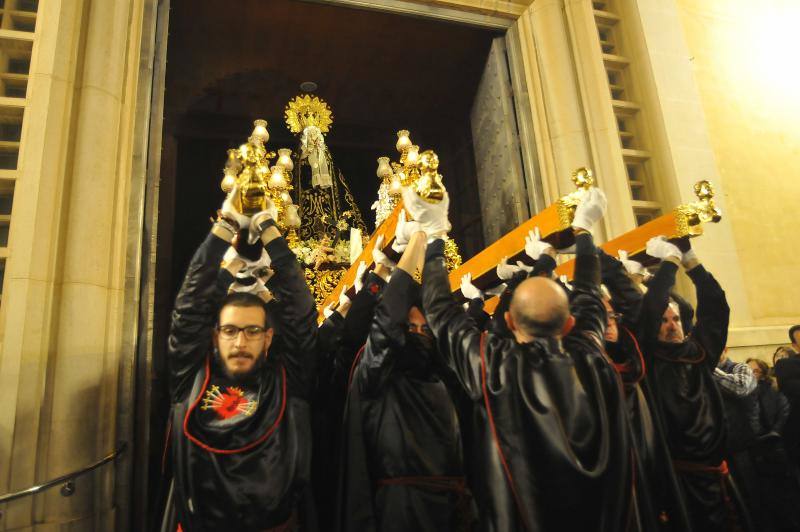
<box><xmin>446</xmin><ymin>167</ymin><xmax>595</xmax><ymax>297</ymax></box>
<box><xmin>554</xmin><ymin>179</ymin><xmax>722</xmax><ymax>278</ymax></box>
<box><xmin>318</xmin><ymin>201</ymin><xmax>403</xmax><ymax>320</ymax></box>
<box><xmin>481</xmin><ymin>180</ymin><xmax>722</xmax><ymax>314</ymax></box>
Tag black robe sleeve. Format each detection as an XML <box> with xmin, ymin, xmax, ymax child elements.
<box><xmin>357</xmin><ymin>269</ymin><xmax>416</xmax><ymax>397</ymax></box>
<box><xmin>465</xmin><ymin>297</ymin><xmax>490</xmax><ymax>330</ymax></box>
<box><xmin>685</xmin><ymin>264</ymin><xmax>729</xmax><ymax>368</ymax></box>
<box><xmin>599</xmin><ymin>249</ymin><xmax>643</xmax><ymax>325</ymax></box>
<box><xmin>568</xmin><ymin>233</ymin><xmax>607</xmax><ymax>346</ymax></box>
<box><xmin>264</xmin><ymin>235</ymin><xmax>318</xmax><ymax>398</ymax></box>
<box><xmin>638</xmin><ymin>259</ymin><xmax>680</xmax><ymax>347</ymax></box>
<box><xmin>422</xmin><ymin>238</ymin><xmax>484</xmax><ymax>400</ymax></box>
<box><xmin>168</xmin><ymin>232</ymin><xmax>230</xmax><ymax>401</ymax></box>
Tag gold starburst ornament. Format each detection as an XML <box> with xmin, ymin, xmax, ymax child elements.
<box><xmin>284</xmin><ymin>94</ymin><xmax>334</xmax><ymax>134</ymax></box>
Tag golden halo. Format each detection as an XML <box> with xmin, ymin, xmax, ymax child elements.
<box><xmin>284</xmin><ymin>94</ymin><xmax>334</xmax><ymax>134</ymax></box>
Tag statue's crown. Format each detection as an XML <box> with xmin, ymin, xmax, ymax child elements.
<box><xmin>285</xmin><ymin>94</ymin><xmax>334</xmax><ymax>134</ymax></box>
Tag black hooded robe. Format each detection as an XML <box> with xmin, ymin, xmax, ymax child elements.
<box><xmin>338</xmin><ymin>269</ymin><xmax>470</xmax><ymax>532</ymax></box>
<box><xmin>422</xmin><ymin>234</ymin><xmax>631</xmax><ymax>532</ymax></box>
<box><xmin>637</xmin><ymin>259</ymin><xmax>748</xmax><ymax>532</ymax></box>
<box><xmin>167</xmin><ymin>230</ymin><xmax>317</xmax><ymax>531</ymax></box>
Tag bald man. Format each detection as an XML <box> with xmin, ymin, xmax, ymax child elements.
<box><xmin>410</xmin><ymin>186</ymin><xmax>632</xmax><ymax>532</ymax></box>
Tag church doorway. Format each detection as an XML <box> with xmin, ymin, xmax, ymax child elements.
<box><xmin>135</xmin><ymin>0</ymin><xmax>538</xmax><ymax>527</ymax></box>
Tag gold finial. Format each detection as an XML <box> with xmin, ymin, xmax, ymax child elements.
<box><xmin>674</xmin><ymin>179</ymin><xmax>722</xmax><ymax>236</ymax></box>
<box><xmin>414</xmin><ymin>150</ymin><xmax>444</xmax><ymax>203</ymax></box>
<box><xmin>571</xmin><ymin>167</ymin><xmax>595</xmax><ymax>189</ymax></box>
<box><xmin>556</xmin><ymin>167</ymin><xmax>597</xmax><ymax>228</ymax></box>
<box><xmin>284</xmin><ymin>94</ymin><xmax>334</xmax><ymax>134</ymax></box>
<box><xmin>219</xmin><ymin>120</ymin><xmax>295</xmax><ymax>220</ymax></box>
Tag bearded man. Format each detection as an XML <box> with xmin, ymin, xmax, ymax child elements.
<box><xmin>165</xmin><ymin>189</ymin><xmax>317</xmax><ymax>531</ymax></box>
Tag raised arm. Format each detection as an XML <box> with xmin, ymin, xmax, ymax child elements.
<box><xmin>357</xmin><ymin>230</ymin><xmax>425</xmax><ymax>396</ymax></box>
<box><xmin>685</xmin><ymin>259</ymin><xmax>730</xmax><ymax>368</ymax></box>
<box><xmin>168</xmin><ymin>218</ymin><xmax>239</xmax><ymax>400</ymax></box>
<box><xmin>422</xmin><ymin>237</ymin><xmax>484</xmax><ymax>399</ymax></box>
<box><xmin>599</xmin><ymin>249</ymin><xmax>643</xmax><ymax>327</ymax></box>
<box><xmin>566</xmin><ymin>231</ymin><xmax>607</xmax><ymax>348</ymax></box>
<box><xmin>638</xmin><ymin>240</ymin><xmax>682</xmax><ymax>344</ymax></box>
<box><xmin>255</xmin><ymin>215</ymin><xmax>317</xmax><ymax>397</ymax></box>
<box><xmin>563</xmin><ymin>187</ymin><xmax>608</xmax><ymax>345</ymax></box>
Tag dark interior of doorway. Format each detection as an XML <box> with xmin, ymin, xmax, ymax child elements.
<box><xmin>143</xmin><ymin>0</ymin><xmax>499</xmax><ymax>527</ymax></box>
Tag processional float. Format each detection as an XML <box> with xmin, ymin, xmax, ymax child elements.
<box><xmin>216</xmin><ymin>103</ymin><xmax>721</xmax><ymax>316</ymax></box>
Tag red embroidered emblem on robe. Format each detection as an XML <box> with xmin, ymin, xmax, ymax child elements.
<box><xmin>200</xmin><ymin>385</ymin><xmax>258</xmax><ymax>419</ymax></box>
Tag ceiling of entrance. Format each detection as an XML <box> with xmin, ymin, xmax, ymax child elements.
<box><xmin>165</xmin><ymin>0</ymin><xmax>498</xmax><ymax>141</ymax></box>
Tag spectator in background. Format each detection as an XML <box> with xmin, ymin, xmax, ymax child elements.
<box><xmin>775</xmin><ymin>329</ymin><xmax>800</xmax><ymax>468</ymax></box>
<box><xmin>746</xmin><ymin>357</ymin><xmax>800</xmax><ymax>532</ymax></box>
<box><xmin>747</xmin><ymin>358</ymin><xmax>790</xmax><ymax>435</ymax></box>
<box><xmin>789</xmin><ymin>325</ymin><xmax>800</xmax><ymax>355</ymax></box>
<box><xmin>713</xmin><ymin>350</ymin><xmax>758</xmax><ymax>529</ymax></box>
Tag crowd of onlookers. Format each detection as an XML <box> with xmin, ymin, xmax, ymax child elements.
<box><xmin>713</xmin><ymin>325</ymin><xmax>800</xmax><ymax>531</ymax></box>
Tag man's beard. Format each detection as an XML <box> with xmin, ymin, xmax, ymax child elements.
<box><xmin>215</xmin><ymin>348</ymin><xmax>266</xmax><ymax>382</ymax></box>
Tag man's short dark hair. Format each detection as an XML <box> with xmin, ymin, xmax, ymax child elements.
<box><xmin>218</xmin><ymin>292</ymin><xmax>273</xmax><ymax>329</ymax></box>
<box><xmin>789</xmin><ymin>325</ymin><xmax>800</xmax><ymax>343</ymax></box>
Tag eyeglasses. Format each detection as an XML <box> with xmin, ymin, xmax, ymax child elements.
<box><xmin>408</xmin><ymin>323</ymin><xmax>432</xmax><ymax>336</ymax></box>
<box><xmin>608</xmin><ymin>312</ymin><xmax>623</xmax><ymax>323</ymax></box>
<box><xmin>217</xmin><ymin>324</ymin><xmax>267</xmax><ymax>340</ymax></box>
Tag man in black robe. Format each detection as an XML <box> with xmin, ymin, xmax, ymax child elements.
<box><xmin>638</xmin><ymin>236</ymin><xmax>746</xmax><ymax>531</ymax></box>
<box><xmin>414</xmin><ymin>185</ymin><xmax>632</xmax><ymax>531</ymax></box>
<box><xmin>165</xmin><ymin>190</ymin><xmax>317</xmax><ymax>531</ymax></box>
<box><xmin>600</xmin><ymin>250</ymin><xmax>692</xmax><ymax>531</ymax></box>
<box><xmin>339</xmin><ymin>223</ymin><xmax>471</xmax><ymax>531</ymax></box>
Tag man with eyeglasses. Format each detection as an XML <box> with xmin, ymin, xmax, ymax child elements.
<box><xmin>599</xmin><ymin>249</ymin><xmax>692</xmax><ymax>530</ymax></box>
<box><xmin>164</xmin><ymin>188</ymin><xmax>317</xmax><ymax>531</ymax></box>
<box><xmin>338</xmin><ymin>213</ymin><xmax>473</xmax><ymax>532</ymax></box>
<box><xmin>416</xmin><ymin>185</ymin><xmax>633</xmax><ymax>532</ymax></box>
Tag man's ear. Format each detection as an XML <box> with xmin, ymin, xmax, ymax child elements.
<box><xmin>504</xmin><ymin>311</ymin><xmax>515</xmax><ymax>331</ymax></box>
<box><xmin>561</xmin><ymin>315</ymin><xmax>576</xmax><ymax>336</ymax></box>
<box><xmin>263</xmin><ymin>328</ymin><xmax>275</xmax><ymax>354</ymax></box>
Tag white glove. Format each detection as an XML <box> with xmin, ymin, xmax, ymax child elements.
<box><xmin>460</xmin><ymin>273</ymin><xmax>483</xmax><ymax>300</ymax></box>
<box><xmin>401</xmin><ymin>187</ymin><xmax>451</xmax><ymax>238</ymax></box>
<box><xmin>338</xmin><ymin>285</ymin><xmax>352</xmax><ymax>308</ymax></box>
<box><xmin>681</xmin><ymin>248</ymin><xmax>698</xmax><ymax>267</ymax></box>
<box><xmin>559</xmin><ymin>275</ymin><xmax>573</xmax><ymax>291</ymax></box>
<box><xmin>322</xmin><ymin>301</ymin><xmax>336</xmax><ymax>319</ymax></box>
<box><xmin>221</xmin><ymin>186</ymin><xmax>251</xmax><ymax>230</ymax></box>
<box><xmin>496</xmin><ymin>257</ymin><xmax>523</xmax><ymax>280</ymax></box>
<box><xmin>516</xmin><ymin>261</ymin><xmax>533</xmax><ymax>273</ymax></box>
<box><xmin>571</xmin><ymin>187</ymin><xmax>607</xmax><ymax>231</ymax></box>
<box><xmin>229</xmin><ymin>277</ymin><xmax>268</xmax><ymax>297</ymax></box>
<box><xmin>354</xmin><ymin>261</ymin><xmax>368</xmax><ymax>293</ymax></box>
<box><xmin>248</xmin><ymin>199</ymin><xmax>279</xmax><ymax>244</ymax></box>
<box><xmin>646</xmin><ymin>236</ymin><xmax>682</xmax><ymax>261</ymax></box>
<box><xmin>372</xmin><ymin>235</ymin><xmax>397</xmax><ymax>270</ymax></box>
<box><xmin>392</xmin><ymin>210</ymin><xmax>423</xmax><ymax>253</ymax></box>
<box><xmin>618</xmin><ymin>250</ymin><xmax>645</xmax><ymax>276</ymax></box>
<box><xmin>485</xmin><ymin>283</ymin><xmax>507</xmax><ymax>297</ymax></box>
<box><xmin>222</xmin><ymin>246</ymin><xmax>240</xmax><ymax>267</ymax></box>
<box><xmin>239</xmin><ymin>248</ymin><xmax>271</xmax><ymax>275</ymax></box>
<box><xmin>524</xmin><ymin>227</ymin><xmax>553</xmax><ymax>261</ymax></box>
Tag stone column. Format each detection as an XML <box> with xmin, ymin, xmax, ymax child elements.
<box><xmin>0</xmin><ymin>0</ymin><xmax>145</xmax><ymax>529</ymax></box>
<box><xmin>509</xmin><ymin>0</ymin><xmax>636</xmax><ymax>240</ymax></box>
<box><xmin>623</xmin><ymin>0</ymin><xmax>752</xmax><ymax>329</ymax></box>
